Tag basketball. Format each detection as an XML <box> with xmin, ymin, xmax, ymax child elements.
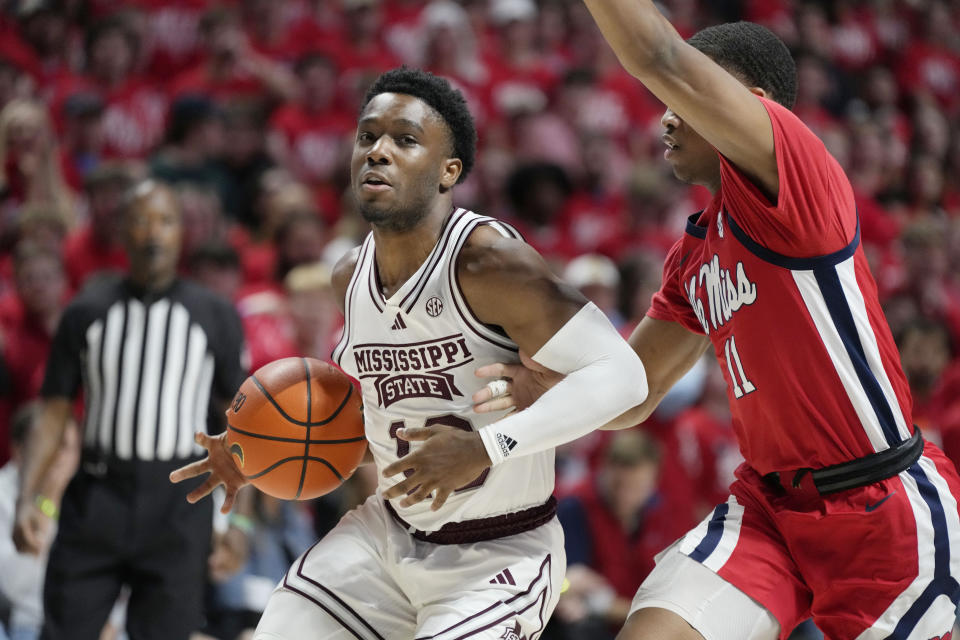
<box><xmin>225</xmin><ymin>357</ymin><xmax>366</xmax><ymax>500</ymax></box>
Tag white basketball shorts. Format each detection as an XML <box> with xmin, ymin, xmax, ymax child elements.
<box><xmin>254</xmin><ymin>493</ymin><xmax>566</xmax><ymax>640</ymax></box>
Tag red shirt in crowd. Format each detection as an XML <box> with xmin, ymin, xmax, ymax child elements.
<box><xmin>62</xmin><ymin>225</ymin><xmax>129</xmax><ymax>290</ymax></box>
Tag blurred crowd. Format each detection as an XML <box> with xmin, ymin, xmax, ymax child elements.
<box><xmin>0</xmin><ymin>0</ymin><xmax>958</xmax><ymax>638</ymax></box>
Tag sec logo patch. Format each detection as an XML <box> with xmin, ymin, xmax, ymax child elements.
<box><xmin>426</xmin><ymin>296</ymin><xmax>443</xmax><ymax>317</ymax></box>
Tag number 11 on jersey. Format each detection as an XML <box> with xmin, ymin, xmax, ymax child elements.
<box><xmin>724</xmin><ymin>335</ymin><xmax>756</xmax><ymax>399</ymax></box>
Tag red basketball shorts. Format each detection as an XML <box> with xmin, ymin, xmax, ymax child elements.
<box><xmin>674</xmin><ymin>442</ymin><xmax>960</xmax><ymax>639</ymax></box>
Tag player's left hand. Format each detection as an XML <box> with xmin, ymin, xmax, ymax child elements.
<box><xmin>382</xmin><ymin>425</ymin><xmax>491</xmax><ymax>511</ymax></box>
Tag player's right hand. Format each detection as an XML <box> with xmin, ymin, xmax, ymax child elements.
<box><xmin>169</xmin><ymin>432</ymin><xmax>249</xmax><ymax>514</ymax></box>
<box><xmin>472</xmin><ymin>350</ymin><xmax>564</xmax><ymax>413</ymax></box>
<box><xmin>13</xmin><ymin>500</ymin><xmax>53</xmax><ymax>555</ymax></box>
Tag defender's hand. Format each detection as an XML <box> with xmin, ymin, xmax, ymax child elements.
<box><xmin>381</xmin><ymin>425</ymin><xmax>491</xmax><ymax>511</ymax></box>
<box><xmin>12</xmin><ymin>500</ymin><xmax>53</xmax><ymax>555</ymax></box>
<box><xmin>169</xmin><ymin>432</ymin><xmax>249</xmax><ymax>514</ymax></box>
<box><xmin>472</xmin><ymin>351</ymin><xmax>564</xmax><ymax>413</ymax></box>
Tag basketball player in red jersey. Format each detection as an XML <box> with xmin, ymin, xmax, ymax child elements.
<box><xmin>469</xmin><ymin>5</ymin><xmax>960</xmax><ymax>640</ymax></box>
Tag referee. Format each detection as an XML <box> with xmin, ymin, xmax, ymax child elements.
<box><xmin>13</xmin><ymin>180</ymin><xmax>249</xmax><ymax>640</ymax></box>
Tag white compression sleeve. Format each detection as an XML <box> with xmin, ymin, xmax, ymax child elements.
<box><xmin>477</xmin><ymin>302</ymin><xmax>648</xmax><ymax>465</ymax></box>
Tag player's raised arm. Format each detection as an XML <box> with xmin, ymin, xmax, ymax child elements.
<box><xmin>583</xmin><ymin>0</ymin><xmax>779</xmax><ymax>198</ymax></box>
<box><xmin>382</xmin><ymin>227</ymin><xmax>649</xmax><ymax>508</ymax></box>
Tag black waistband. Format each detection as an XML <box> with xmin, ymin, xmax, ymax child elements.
<box><xmin>764</xmin><ymin>429</ymin><xmax>924</xmax><ymax>495</ymax></box>
<box><xmin>384</xmin><ymin>496</ymin><xmax>557</xmax><ymax>545</ymax></box>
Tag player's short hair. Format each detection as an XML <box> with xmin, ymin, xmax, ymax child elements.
<box><xmin>361</xmin><ymin>68</ymin><xmax>476</xmax><ymax>183</ymax></box>
<box><xmin>688</xmin><ymin>22</ymin><xmax>797</xmax><ymax>109</ymax></box>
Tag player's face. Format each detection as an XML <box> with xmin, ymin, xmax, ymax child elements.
<box><xmin>660</xmin><ymin>107</ymin><xmax>722</xmax><ymax>190</ymax></box>
<box><xmin>125</xmin><ymin>188</ymin><xmax>182</xmax><ymax>286</ymax></box>
<box><xmin>351</xmin><ymin>93</ymin><xmax>460</xmax><ymax>232</ymax></box>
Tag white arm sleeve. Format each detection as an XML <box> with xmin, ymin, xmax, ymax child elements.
<box><xmin>477</xmin><ymin>302</ymin><xmax>648</xmax><ymax>465</ymax></box>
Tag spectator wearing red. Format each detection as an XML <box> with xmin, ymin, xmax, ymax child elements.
<box><xmin>896</xmin><ymin>318</ymin><xmax>960</xmax><ymax>471</ymax></box>
<box><xmin>483</xmin><ymin>0</ymin><xmax>558</xmax><ymax>119</ymax></box>
<box><xmin>62</xmin><ymin>163</ymin><xmax>132</xmax><ymax>290</ymax></box>
<box><xmin>673</xmin><ymin>365</ymin><xmax>744</xmax><ymax>518</ymax></box>
<box><xmin>896</xmin><ymin>1</ymin><xmax>960</xmax><ymax>112</ymax></box>
<box><xmin>267</xmin><ymin>53</ymin><xmax>353</xmax><ymax>225</ymax></box>
<box><xmin>170</xmin><ymin>7</ymin><xmax>298</xmax><ymax>105</ymax></box>
<box><xmin>58</xmin><ymin>91</ymin><xmax>106</xmax><ymax>191</ymax></box>
<box><xmin>419</xmin><ymin>1</ymin><xmax>492</xmax><ymax>132</ymax></box>
<box><xmin>52</xmin><ymin>15</ymin><xmax>168</xmax><ymax>159</ymax></box>
<box><xmin>0</xmin><ymin>241</ymin><xmax>69</xmax><ymax>463</ymax></box>
<box><xmin>16</xmin><ymin>0</ymin><xmax>78</xmax><ymax>90</ymax></box>
<box><xmin>555</xmin><ymin>431</ymin><xmax>694</xmax><ymax>639</ymax></box>
<box><xmin>236</xmin><ymin>210</ymin><xmax>325</xmax><ymax>371</ymax></box>
<box><xmin>129</xmin><ymin>0</ymin><xmax>220</xmax><ymax>82</ymax></box>
<box><xmin>149</xmin><ymin>94</ymin><xmax>231</xmax><ymax>209</ymax></box>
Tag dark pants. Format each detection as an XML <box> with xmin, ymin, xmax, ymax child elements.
<box><xmin>41</xmin><ymin>457</ymin><xmax>212</xmax><ymax>640</ymax></box>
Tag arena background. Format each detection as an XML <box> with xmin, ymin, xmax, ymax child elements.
<box><xmin>0</xmin><ymin>0</ymin><xmax>958</xmax><ymax>638</ymax></box>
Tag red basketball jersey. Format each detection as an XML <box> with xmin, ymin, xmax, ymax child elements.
<box><xmin>649</xmin><ymin>97</ymin><xmax>914</xmax><ymax>475</ymax></box>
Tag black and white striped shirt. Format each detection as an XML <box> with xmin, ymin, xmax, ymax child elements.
<box><xmin>42</xmin><ymin>276</ymin><xmax>247</xmax><ymax>462</ymax></box>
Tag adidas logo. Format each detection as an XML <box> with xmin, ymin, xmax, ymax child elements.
<box><xmin>390</xmin><ymin>313</ymin><xmax>407</xmax><ymax>330</ymax></box>
<box><xmin>496</xmin><ymin>433</ymin><xmax>517</xmax><ymax>457</ymax></box>
<box><xmin>489</xmin><ymin>568</ymin><xmax>516</xmax><ymax>586</ymax></box>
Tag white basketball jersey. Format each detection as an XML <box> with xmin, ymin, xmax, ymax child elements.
<box><xmin>333</xmin><ymin>208</ymin><xmax>555</xmax><ymax>532</ymax></box>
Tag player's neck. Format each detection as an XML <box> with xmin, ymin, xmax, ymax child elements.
<box><xmin>372</xmin><ymin>203</ymin><xmax>452</xmax><ymax>298</ymax></box>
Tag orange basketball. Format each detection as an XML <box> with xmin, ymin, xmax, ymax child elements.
<box><xmin>225</xmin><ymin>357</ymin><xmax>365</xmax><ymax>500</ymax></box>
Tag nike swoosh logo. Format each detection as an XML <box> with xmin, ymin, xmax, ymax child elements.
<box><xmin>229</xmin><ymin>442</ymin><xmax>244</xmax><ymax>467</ymax></box>
<box><xmin>679</xmin><ymin>251</ymin><xmax>693</xmax><ymax>267</ymax></box>
<box><xmin>865</xmin><ymin>490</ymin><xmax>897</xmax><ymax>512</ymax></box>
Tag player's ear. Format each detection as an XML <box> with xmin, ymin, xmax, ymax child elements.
<box><xmin>439</xmin><ymin>158</ymin><xmax>462</xmax><ymax>192</ymax></box>
<box><xmin>747</xmin><ymin>86</ymin><xmax>769</xmax><ymax>99</ymax></box>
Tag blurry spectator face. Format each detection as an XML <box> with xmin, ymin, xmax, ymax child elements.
<box><xmin>223</xmin><ymin>112</ymin><xmax>264</xmax><ymax>165</ymax></box>
<box><xmin>908</xmin><ymin>156</ymin><xmax>945</xmax><ymax>207</ymax></box>
<box><xmin>22</xmin><ymin>9</ymin><xmax>68</xmax><ymax>58</ymax></box>
<box><xmin>289</xmin><ymin>284</ymin><xmax>338</xmax><ymax>348</ymax></box>
<box><xmin>0</xmin><ymin>61</ymin><xmax>32</xmax><ymax>108</ymax></box>
<box><xmin>345</xmin><ymin>1</ymin><xmax>383</xmax><ymax>38</ymax></box>
<box><xmin>124</xmin><ymin>184</ymin><xmax>183</xmax><ymax>286</ymax></box>
<box><xmin>600</xmin><ymin>432</ymin><xmax>661</xmax><ymax>521</ymax></box>
<box><xmin>913</xmin><ymin>102</ymin><xmax>950</xmax><ymax>161</ymax></box>
<box><xmin>796</xmin><ymin>56</ymin><xmax>830</xmax><ymax>106</ymax></box>
<box><xmin>301</xmin><ymin>59</ymin><xmax>337</xmax><ymax>110</ymax></box>
<box><xmin>89</xmin><ymin>180</ymin><xmax>129</xmax><ymax>238</ymax></box>
<box><xmin>192</xmin><ymin>260</ymin><xmax>241</xmax><ymax>300</ymax></box>
<box><xmin>89</xmin><ymin>28</ymin><xmax>135</xmax><ymax>82</ymax></box>
<box><xmin>15</xmin><ymin>249</ymin><xmax>66</xmax><ymax>317</ymax></box>
<box><xmin>178</xmin><ymin>187</ymin><xmax>224</xmax><ymax>258</ymax></box>
<box><xmin>277</xmin><ymin>216</ymin><xmax>325</xmax><ymax>277</ymax></box>
<box><xmin>865</xmin><ymin>67</ymin><xmax>899</xmax><ymax>108</ymax></box>
<box><xmin>899</xmin><ymin>323</ymin><xmax>952</xmax><ymax>395</ymax></box>
<box><xmin>902</xmin><ymin>222</ymin><xmax>948</xmax><ymax>281</ymax></box>
<box><xmin>2</xmin><ymin>101</ymin><xmax>49</xmax><ymax>157</ymax></box>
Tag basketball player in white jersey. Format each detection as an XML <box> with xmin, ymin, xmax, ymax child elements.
<box><xmin>170</xmin><ymin>68</ymin><xmax>648</xmax><ymax>640</ymax></box>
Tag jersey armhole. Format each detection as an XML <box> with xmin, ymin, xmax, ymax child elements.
<box><xmin>446</xmin><ymin>218</ymin><xmax>520</xmax><ymax>353</ymax></box>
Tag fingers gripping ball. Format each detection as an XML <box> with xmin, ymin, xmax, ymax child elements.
<box><xmin>226</xmin><ymin>357</ymin><xmax>365</xmax><ymax>500</ymax></box>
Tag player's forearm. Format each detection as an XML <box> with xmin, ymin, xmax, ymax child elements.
<box><xmin>581</xmin><ymin>0</ymin><xmax>681</xmax><ymax>78</ymax></box>
<box><xmin>17</xmin><ymin>398</ymin><xmax>72</xmax><ymax>505</ymax></box>
<box><xmin>478</xmin><ymin>304</ymin><xmax>648</xmax><ymax>464</ymax></box>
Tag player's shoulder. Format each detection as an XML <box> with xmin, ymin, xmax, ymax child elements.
<box><xmin>457</xmin><ymin>221</ymin><xmax>541</xmax><ymax>284</ymax></box>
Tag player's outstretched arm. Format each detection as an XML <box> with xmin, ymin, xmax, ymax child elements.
<box><xmin>474</xmin><ymin>316</ymin><xmax>710</xmax><ymax>429</ymax></box>
<box><xmin>582</xmin><ymin>0</ymin><xmax>778</xmax><ymax>197</ymax></box>
<box><xmin>383</xmin><ymin>228</ymin><xmax>649</xmax><ymax>509</ymax></box>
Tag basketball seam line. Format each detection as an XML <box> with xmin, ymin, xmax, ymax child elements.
<box><xmin>250</xmin><ymin>374</ymin><xmax>354</xmax><ymax>427</ymax></box>
<box><xmin>296</xmin><ymin>358</ymin><xmax>312</xmax><ymax>499</ymax></box>
<box><xmin>244</xmin><ymin>455</ymin><xmax>344</xmax><ymax>482</ymax></box>
<box><xmin>226</xmin><ymin>423</ymin><xmax>364</xmax><ymax>445</ymax></box>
